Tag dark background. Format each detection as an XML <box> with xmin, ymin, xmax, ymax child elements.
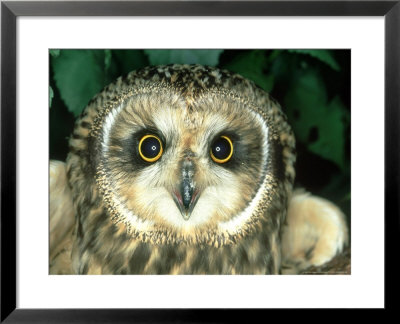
<box><xmin>49</xmin><ymin>49</ymin><xmax>351</xmax><ymax>230</ymax></box>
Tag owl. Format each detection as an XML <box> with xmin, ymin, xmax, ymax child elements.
<box><xmin>49</xmin><ymin>64</ymin><xmax>348</xmax><ymax>275</ymax></box>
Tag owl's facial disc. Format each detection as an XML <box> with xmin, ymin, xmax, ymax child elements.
<box><xmin>172</xmin><ymin>158</ymin><xmax>201</xmax><ymax>221</ymax></box>
<box><xmin>95</xmin><ymin>86</ymin><xmax>276</xmax><ymax>242</ymax></box>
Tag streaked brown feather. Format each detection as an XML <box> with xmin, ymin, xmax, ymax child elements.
<box><xmin>49</xmin><ymin>161</ymin><xmax>74</xmax><ymax>274</ymax></box>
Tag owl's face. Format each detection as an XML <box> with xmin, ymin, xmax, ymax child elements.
<box><xmin>94</xmin><ymin>86</ymin><xmax>270</xmax><ymax>242</ymax></box>
<box><xmin>68</xmin><ymin>65</ymin><xmax>295</xmax><ymax>250</ymax></box>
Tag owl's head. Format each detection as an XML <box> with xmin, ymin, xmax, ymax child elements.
<box><xmin>68</xmin><ymin>65</ymin><xmax>295</xmax><ymax>246</ymax></box>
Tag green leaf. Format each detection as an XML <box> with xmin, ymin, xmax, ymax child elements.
<box><xmin>49</xmin><ymin>86</ymin><xmax>54</xmax><ymax>108</ymax></box>
<box><xmin>52</xmin><ymin>50</ymin><xmax>107</xmax><ymax>117</ymax></box>
<box><xmin>284</xmin><ymin>69</ymin><xmax>348</xmax><ymax>169</ymax></box>
<box><xmin>223</xmin><ymin>50</ymin><xmax>274</xmax><ymax>92</ymax></box>
<box><xmin>144</xmin><ymin>49</ymin><xmax>223</xmax><ymax>66</ymax></box>
<box><xmin>288</xmin><ymin>49</ymin><xmax>340</xmax><ymax>71</ymax></box>
<box><xmin>49</xmin><ymin>49</ymin><xmax>60</xmax><ymax>57</ymax></box>
<box><xmin>110</xmin><ymin>50</ymin><xmax>149</xmax><ymax>76</ymax></box>
<box><xmin>104</xmin><ymin>49</ymin><xmax>112</xmax><ymax>72</ymax></box>
<box><xmin>341</xmin><ymin>192</ymin><xmax>351</xmax><ymax>202</ymax></box>
<box><xmin>308</xmin><ymin>96</ymin><xmax>348</xmax><ymax>169</ymax></box>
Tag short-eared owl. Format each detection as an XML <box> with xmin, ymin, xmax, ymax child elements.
<box><xmin>50</xmin><ymin>64</ymin><xmax>348</xmax><ymax>274</ymax></box>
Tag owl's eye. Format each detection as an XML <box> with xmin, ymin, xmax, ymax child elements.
<box><xmin>210</xmin><ymin>136</ymin><xmax>233</xmax><ymax>164</ymax></box>
<box><xmin>138</xmin><ymin>134</ymin><xmax>163</xmax><ymax>162</ymax></box>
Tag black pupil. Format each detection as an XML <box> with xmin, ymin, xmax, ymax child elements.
<box><xmin>212</xmin><ymin>137</ymin><xmax>231</xmax><ymax>160</ymax></box>
<box><xmin>141</xmin><ymin>137</ymin><xmax>161</xmax><ymax>159</ymax></box>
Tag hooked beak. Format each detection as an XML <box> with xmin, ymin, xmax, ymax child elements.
<box><xmin>172</xmin><ymin>159</ymin><xmax>200</xmax><ymax>221</ymax></box>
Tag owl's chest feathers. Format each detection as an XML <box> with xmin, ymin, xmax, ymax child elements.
<box><xmin>74</xmin><ymin>183</ymin><xmax>285</xmax><ymax>275</ymax></box>
<box><xmin>78</xmin><ymin>225</ymin><xmax>280</xmax><ymax>275</ymax></box>
<box><xmin>72</xmin><ymin>171</ymin><xmax>287</xmax><ymax>274</ymax></box>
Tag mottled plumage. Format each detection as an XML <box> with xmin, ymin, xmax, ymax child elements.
<box><xmin>50</xmin><ymin>64</ymin><xmax>347</xmax><ymax>275</ymax></box>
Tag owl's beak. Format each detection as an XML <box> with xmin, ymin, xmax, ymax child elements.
<box><xmin>172</xmin><ymin>159</ymin><xmax>200</xmax><ymax>220</ymax></box>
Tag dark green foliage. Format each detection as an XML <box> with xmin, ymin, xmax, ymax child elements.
<box><xmin>144</xmin><ymin>49</ymin><xmax>223</xmax><ymax>66</ymax></box>
<box><xmin>51</xmin><ymin>49</ymin><xmax>149</xmax><ymax>117</ymax></box>
<box><xmin>52</xmin><ymin>50</ymin><xmax>107</xmax><ymax>117</ymax></box>
<box><xmin>284</xmin><ymin>69</ymin><xmax>349</xmax><ymax>170</ymax></box>
<box><xmin>49</xmin><ymin>49</ymin><xmax>350</xmax><ymax>223</ymax></box>
<box><xmin>288</xmin><ymin>49</ymin><xmax>341</xmax><ymax>71</ymax></box>
<box><xmin>49</xmin><ymin>86</ymin><xmax>54</xmax><ymax>108</ymax></box>
<box><xmin>222</xmin><ymin>50</ymin><xmax>274</xmax><ymax>92</ymax></box>
<box><xmin>49</xmin><ymin>49</ymin><xmax>60</xmax><ymax>57</ymax></box>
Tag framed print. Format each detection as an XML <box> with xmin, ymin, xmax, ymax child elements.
<box><xmin>1</xmin><ymin>0</ymin><xmax>399</xmax><ymax>322</ymax></box>
<box><xmin>48</xmin><ymin>48</ymin><xmax>351</xmax><ymax>277</ymax></box>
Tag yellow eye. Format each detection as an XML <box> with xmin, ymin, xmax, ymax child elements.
<box><xmin>210</xmin><ymin>135</ymin><xmax>233</xmax><ymax>164</ymax></box>
<box><xmin>138</xmin><ymin>135</ymin><xmax>163</xmax><ymax>163</ymax></box>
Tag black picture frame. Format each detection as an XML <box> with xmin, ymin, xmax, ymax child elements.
<box><xmin>1</xmin><ymin>0</ymin><xmax>398</xmax><ymax>322</ymax></box>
